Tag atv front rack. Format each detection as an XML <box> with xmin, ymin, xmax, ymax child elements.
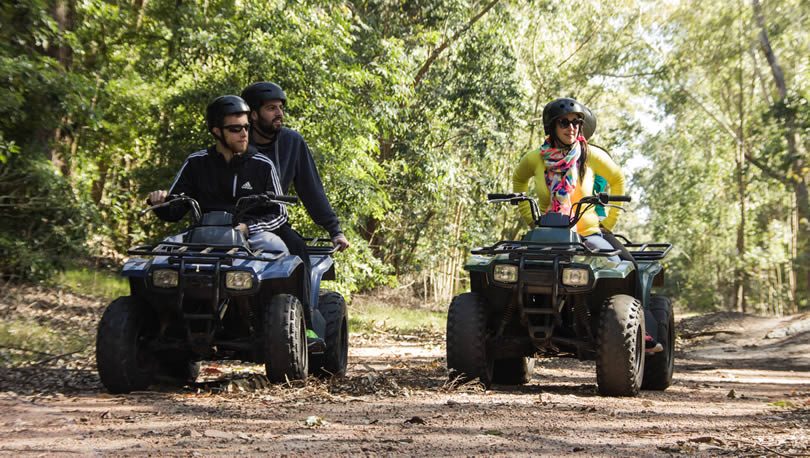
<box><xmin>471</xmin><ymin>240</ymin><xmax>620</xmax><ymax>260</ymax></box>
<box><xmin>472</xmin><ymin>238</ymin><xmax>672</xmax><ymax>262</ymax></box>
<box><xmin>128</xmin><ymin>241</ymin><xmax>285</xmax><ymax>262</ymax></box>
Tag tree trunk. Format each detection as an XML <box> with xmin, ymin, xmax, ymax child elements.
<box><xmin>752</xmin><ymin>0</ymin><xmax>809</xmax><ymax>301</ymax></box>
<box><xmin>732</xmin><ymin>2</ymin><xmax>746</xmax><ymax>313</ymax></box>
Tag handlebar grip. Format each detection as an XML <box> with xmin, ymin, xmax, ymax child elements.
<box><xmin>487</xmin><ymin>193</ymin><xmax>522</xmax><ymax>200</ymax></box>
<box><xmin>239</xmin><ymin>194</ymin><xmax>263</xmax><ymax>204</ymax></box>
<box><xmin>269</xmin><ymin>194</ymin><xmax>299</xmax><ymax>204</ymax></box>
<box><xmin>607</xmin><ymin>195</ymin><xmax>632</xmax><ymax>202</ymax></box>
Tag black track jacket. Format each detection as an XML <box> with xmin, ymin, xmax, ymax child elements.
<box><xmin>154</xmin><ymin>145</ymin><xmax>287</xmax><ymax>235</ymax></box>
<box><xmin>252</xmin><ymin>127</ymin><xmax>342</xmax><ymax>238</ymax></box>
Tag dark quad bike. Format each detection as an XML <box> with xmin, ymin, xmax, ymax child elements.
<box><xmin>446</xmin><ymin>192</ymin><xmax>674</xmax><ymax>396</ymax></box>
<box><xmin>96</xmin><ymin>193</ymin><xmax>349</xmax><ymax>394</ymax></box>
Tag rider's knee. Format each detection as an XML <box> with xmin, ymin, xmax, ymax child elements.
<box><xmin>249</xmin><ymin>231</ymin><xmax>289</xmax><ymax>256</ymax></box>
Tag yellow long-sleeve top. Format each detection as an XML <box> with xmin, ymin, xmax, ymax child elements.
<box><xmin>512</xmin><ymin>144</ymin><xmax>624</xmax><ymax>236</ymax></box>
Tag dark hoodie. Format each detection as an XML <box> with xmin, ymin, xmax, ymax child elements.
<box><xmin>251</xmin><ymin>127</ymin><xmax>342</xmax><ymax>237</ymax></box>
<box><xmin>154</xmin><ymin>145</ymin><xmax>287</xmax><ymax>235</ymax></box>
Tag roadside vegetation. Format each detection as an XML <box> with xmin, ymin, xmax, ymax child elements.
<box><xmin>1</xmin><ymin>1</ymin><xmax>807</xmax><ymax>316</ymax></box>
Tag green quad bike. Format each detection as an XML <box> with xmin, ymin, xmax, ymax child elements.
<box><xmin>446</xmin><ymin>192</ymin><xmax>673</xmax><ymax>396</ymax></box>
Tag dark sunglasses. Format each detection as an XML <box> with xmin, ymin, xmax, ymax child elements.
<box><xmin>557</xmin><ymin>118</ymin><xmax>584</xmax><ymax>129</ymax></box>
<box><xmin>222</xmin><ymin>123</ymin><xmax>250</xmax><ymax>133</ymax></box>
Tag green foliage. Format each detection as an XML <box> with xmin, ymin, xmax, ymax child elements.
<box><xmin>0</xmin><ymin>155</ymin><xmax>93</xmax><ymax>280</ymax></box>
<box><xmin>0</xmin><ymin>317</ymin><xmax>89</xmax><ymax>366</ymax></box>
<box><xmin>348</xmin><ymin>300</ymin><xmax>447</xmax><ymax>335</ymax></box>
<box><xmin>54</xmin><ymin>265</ymin><xmax>130</xmax><ymax>301</ymax></box>
<box><xmin>1</xmin><ymin>0</ymin><xmax>806</xmax><ymax>313</ymax></box>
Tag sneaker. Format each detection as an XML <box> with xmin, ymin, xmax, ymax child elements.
<box><xmin>645</xmin><ymin>333</ymin><xmax>663</xmax><ymax>354</ymax></box>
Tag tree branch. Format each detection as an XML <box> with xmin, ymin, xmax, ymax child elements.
<box><xmin>413</xmin><ymin>0</ymin><xmax>500</xmax><ymax>88</ymax></box>
<box><xmin>593</xmin><ymin>70</ymin><xmax>666</xmax><ymax>79</ymax></box>
<box><xmin>752</xmin><ymin>0</ymin><xmax>787</xmax><ymax>99</ymax></box>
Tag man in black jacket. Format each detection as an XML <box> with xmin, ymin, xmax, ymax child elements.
<box><xmin>147</xmin><ymin>95</ymin><xmax>288</xmax><ymax>255</ymax></box>
<box><xmin>241</xmin><ymin>82</ymin><xmax>350</xmax><ymax>264</ymax></box>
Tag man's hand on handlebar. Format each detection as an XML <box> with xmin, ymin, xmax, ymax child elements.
<box><xmin>332</xmin><ymin>233</ymin><xmax>350</xmax><ymax>252</ymax></box>
<box><xmin>148</xmin><ymin>190</ymin><xmax>168</xmax><ymax>205</ymax></box>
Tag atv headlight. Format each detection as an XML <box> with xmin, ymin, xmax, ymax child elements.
<box><xmin>562</xmin><ymin>268</ymin><xmax>589</xmax><ymax>287</ymax></box>
<box><xmin>225</xmin><ymin>271</ymin><xmax>254</xmax><ymax>290</ymax></box>
<box><xmin>152</xmin><ymin>269</ymin><xmax>178</xmax><ymax>288</ymax></box>
<box><xmin>494</xmin><ymin>264</ymin><xmax>518</xmax><ymax>283</ymax></box>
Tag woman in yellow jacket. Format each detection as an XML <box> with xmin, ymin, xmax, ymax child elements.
<box><xmin>512</xmin><ymin>97</ymin><xmax>623</xmax><ymax>258</ymax></box>
<box><xmin>513</xmin><ymin>98</ymin><xmax>662</xmax><ymax>353</ymax></box>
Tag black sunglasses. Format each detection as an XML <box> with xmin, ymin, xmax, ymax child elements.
<box><xmin>557</xmin><ymin>118</ymin><xmax>584</xmax><ymax>129</ymax></box>
<box><xmin>222</xmin><ymin>123</ymin><xmax>250</xmax><ymax>133</ymax></box>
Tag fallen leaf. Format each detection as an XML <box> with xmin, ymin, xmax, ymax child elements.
<box><xmin>181</xmin><ymin>429</ymin><xmax>202</xmax><ymax>437</ymax></box>
<box><xmin>404</xmin><ymin>416</ymin><xmax>425</xmax><ymax>425</ymax></box>
<box><xmin>204</xmin><ymin>429</ymin><xmax>235</xmax><ymax>439</ymax></box>
<box><xmin>304</xmin><ymin>415</ymin><xmax>326</xmax><ymax>427</ymax></box>
<box><xmin>727</xmin><ymin>389</ymin><xmax>736</xmax><ymax>399</ymax></box>
<box><xmin>689</xmin><ymin>436</ymin><xmax>725</xmax><ymax>446</ymax></box>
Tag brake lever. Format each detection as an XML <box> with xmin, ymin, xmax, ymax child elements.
<box><xmin>603</xmin><ymin>203</ymin><xmax>627</xmax><ymax>212</ymax></box>
<box><xmin>140</xmin><ymin>201</ymin><xmax>173</xmax><ymax>215</ymax></box>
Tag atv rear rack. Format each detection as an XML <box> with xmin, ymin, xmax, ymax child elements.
<box><xmin>618</xmin><ymin>239</ymin><xmax>672</xmax><ymax>261</ymax></box>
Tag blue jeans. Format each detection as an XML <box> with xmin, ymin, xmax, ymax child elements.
<box><xmin>248</xmin><ymin>231</ymin><xmax>289</xmax><ymax>256</ymax></box>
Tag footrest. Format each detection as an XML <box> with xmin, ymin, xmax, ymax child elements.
<box><xmin>184</xmin><ymin>313</ymin><xmax>215</xmax><ymax>321</ymax></box>
<box><xmin>528</xmin><ymin>326</ymin><xmax>553</xmax><ymax>340</ymax></box>
<box><xmin>307</xmin><ymin>336</ymin><xmax>326</xmax><ymax>354</ymax></box>
<box><xmin>523</xmin><ymin>308</ymin><xmax>554</xmax><ymax>315</ymax></box>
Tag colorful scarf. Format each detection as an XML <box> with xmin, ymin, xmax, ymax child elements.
<box><xmin>541</xmin><ymin>135</ymin><xmax>584</xmax><ymax>215</ymax></box>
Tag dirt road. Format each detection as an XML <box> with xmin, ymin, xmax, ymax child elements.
<box><xmin>1</xmin><ymin>286</ymin><xmax>808</xmax><ymax>456</ymax></box>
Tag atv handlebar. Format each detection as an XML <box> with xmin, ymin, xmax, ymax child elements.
<box><xmin>602</xmin><ymin>193</ymin><xmax>631</xmax><ymax>203</ymax></box>
<box><xmin>236</xmin><ymin>192</ymin><xmax>299</xmax><ymax>207</ymax></box>
<box><xmin>487</xmin><ymin>192</ymin><xmax>630</xmax><ymax>228</ymax></box>
<box><xmin>487</xmin><ymin>193</ymin><xmax>524</xmax><ymax>201</ymax></box>
<box><xmin>141</xmin><ymin>194</ymin><xmax>202</xmax><ymax>223</ymax></box>
<box><xmin>142</xmin><ymin>192</ymin><xmax>298</xmax><ymax>226</ymax></box>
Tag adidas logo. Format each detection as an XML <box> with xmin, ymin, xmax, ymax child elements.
<box><xmin>241</xmin><ymin>181</ymin><xmax>253</xmax><ymax>190</ymax></box>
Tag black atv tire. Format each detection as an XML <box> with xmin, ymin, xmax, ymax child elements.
<box><xmin>263</xmin><ymin>294</ymin><xmax>309</xmax><ymax>383</ymax></box>
<box><xmin>96</xmin><ymin>296</ymin><xmax>156</xmax><ymax>394</ymax></box>
<box><xmin>596</xmin><ymin>294</ymin><xmax>645</xmax><ymax>396</ymax></box>
<box><xmin>156</xmin><ymin>358</ymin><xmax>202</xmax><ymax>384</ymax></box>
<box><xmin>446</xmin><ymin>292</ymin><xmax>494</xmax><ymax>387</ymax></box>
<box><xmin>642</xmin><ymin>295</ymin><xmax>675</xmax><ymax>390</ymax></box>
<box><xmin>492</xmin><ymin>357</ymin><xmax>535</xmax><ymax>385</ymax></box>
<box><xmin>311</xmin><ymin>291</ymin><xmax>349</xmax><ymax>378</ymax></box>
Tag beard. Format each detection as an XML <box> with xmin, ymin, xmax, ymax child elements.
<box><xmin>258</xmin><ymin>115</ymin><xmax>283</xmax><ymax>135</ymax></box>
<box><xmin>226</xmin><ymin>137</ymin><xmax>249</xmax><ymax>154</ymax></box>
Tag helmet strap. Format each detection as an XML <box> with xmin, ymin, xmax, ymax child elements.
<box><xmin>211</xmin><ymin>127</ymin><xmax>226</xmax><ymax>145</ymax></box>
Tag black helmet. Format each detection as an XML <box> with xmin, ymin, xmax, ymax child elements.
<box><xmin>542</xmin><ymin>97</ymin><xmax>596</xmax><ymax>140</ymax></box>
<box><xmin>241</xmin><ymin>82</ymin><xmax>287</xmax><ymax>111</ymax></box>
<box><xmin>206</xmin><ymin>95</ymin><xmax>250</xmax><ymax>131</ymax></box>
